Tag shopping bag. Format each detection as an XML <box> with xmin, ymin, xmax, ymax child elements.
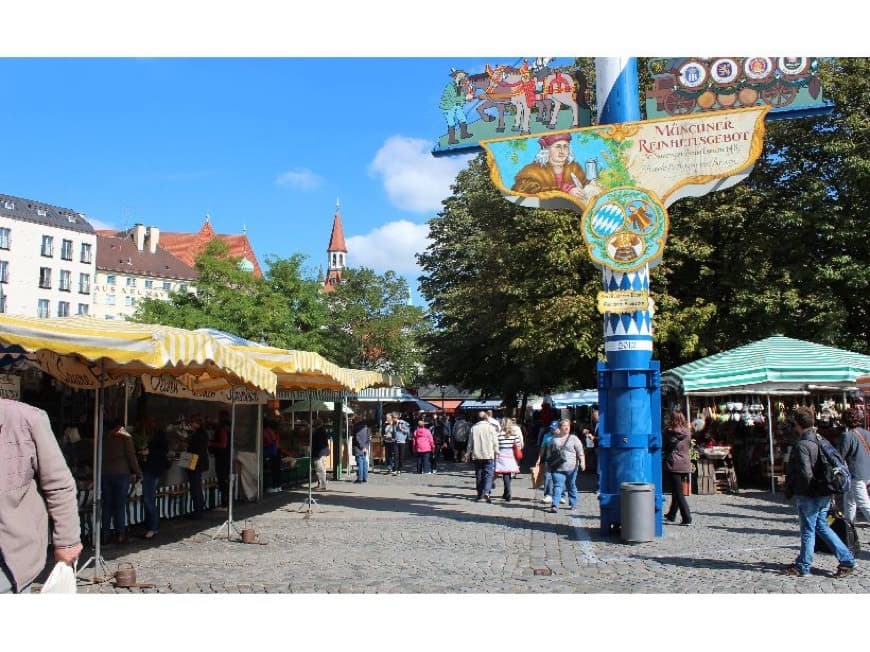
<box><xmin>176</xmin><ymin>452</ymin><xmax>199</xmax><ymax>471</ymax></box>
<box><xmin>41</xmin><ymin>561</ymin><xmax>77</xmax><ymax>594</ymax></box>
<box><xmin>530</xmin><ymin>462</ymin><xmax>545</xmax><ymax>489</ymax></box>
<box><xmin>513</xmin><ymin>443</ymin><xmax>524</xmax><ymax>461</ymax></box>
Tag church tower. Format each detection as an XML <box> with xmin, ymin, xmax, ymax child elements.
<box><xmin>323</xmin><ymin>199</ymin><xmax>347</xmax><ymax>293</ymax></box>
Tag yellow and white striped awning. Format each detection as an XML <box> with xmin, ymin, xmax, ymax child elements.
<box><xmin>228</xmin><ymin>344</ymin><xmax>354</xmax><ymax>392</ymax></box>
<box><xmin>0</xmin><ymin>315</ymin><xmax>277</xmax><ymax>393</ymax></box>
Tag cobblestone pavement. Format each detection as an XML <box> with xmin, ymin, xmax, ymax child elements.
<box><xmin>61</xmin><ymin>461</ymin><xmax>870</xmax><ymax>594</ymax></box>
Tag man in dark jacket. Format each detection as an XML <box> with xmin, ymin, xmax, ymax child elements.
<box><xmin>782</xmin><ymin>407</ymin><xmax>856</xmax><ymax>578</ymax></box>
<box><xmin>187</xmin><ymin>416</ymin><xmax>210</xmax><ymax>519</ymax></box>
<box><xmin>351</xmin><ymin>419</ymin><xmax>371</xmax><ymax>484</ymax></box>
<box><xmin>837</xmin><ymin>408</ymin><xmax>870</xmax><ymax>524</ymax></box>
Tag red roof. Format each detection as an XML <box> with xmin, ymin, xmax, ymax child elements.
<box><xmin>323</xmin><ymin>269</ymin><xmax>342</xmax><ymax>293</ymax></box>
<box><xmin>327</xmin><ymin>211</ymin><xmax>347</xmax><ymax>253</ymax></box>
<box><xmin>96</xmin><ymin>233</ymin><xmax>197</xmax><ymax>281</ymax></box>
<box><xmin>159</xmin><ymin>220</ymin><xmax>263</xmax><ymax>278</ymax></box>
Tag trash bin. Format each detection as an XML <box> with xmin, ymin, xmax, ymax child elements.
<box><xmin>620</xmin><ymin>482</ymin><xmax>655</xmax><ymax>543</ymax></box>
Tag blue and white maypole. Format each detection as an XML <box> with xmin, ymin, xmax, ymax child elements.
<box><xmin>594</xmin><ymin>58</ymin><xmax>663</xmax><ymax>537</ymax></box>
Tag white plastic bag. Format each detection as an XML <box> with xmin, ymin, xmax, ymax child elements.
<box><xmin>41</xmin><ymin>561</ymin><xmax>77</xmax><ymax>594</ymax></box>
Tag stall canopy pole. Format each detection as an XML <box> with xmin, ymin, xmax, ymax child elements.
<box><xmin>80</xmin><ymin>361</ymin><xmax>109</xmax><ymax>582</ymax></box>
<box><xmin>123</xmin><ymin>378</ymin><xmax>130</xmax><ymax>428</ymax></box>
<box><xmin>767</xmin><ymin>394</ymin><xmax>776</xmax><ymax>494</ymax></box>
<box><xmin>685</xmin><ymin>394</ymin><xmax>691</xmax><ymax>420</ymax></box>
<box><xmin>307</xmin><ymin>390</ymin><xmax>315</xmax><ymax>513</ymax></box>
<box><xmin>256</xmin><ymin>403</ymin><xmax>263</xmax><ymax>502</ymax></box>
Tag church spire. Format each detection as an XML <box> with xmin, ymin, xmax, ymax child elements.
<box><xmin>324</xmin><ymin>201</ymin><xmax>347</xmax><ymax>293</ymax></box>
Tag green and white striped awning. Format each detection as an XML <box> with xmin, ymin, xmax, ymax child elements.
<box><xmin>661</xmin><ymin>336</ymin><xmax>870</xmax><ymax>395</ymax></box>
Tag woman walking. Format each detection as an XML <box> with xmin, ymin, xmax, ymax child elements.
<box><xmin>664</xmin><ymin>409</ymin><xmax>693</xmax><ymax>526</ymax></box>
<box><xmin>495</xmin><ymin>418</ymin><xmax>522</xmax><ymax>501</ymax></box>
<box><xmin>413</xmin><ymin>420</ymin><xmax>435</xmax><ymax>474</ymax></box>
<box><xmin>543</xmin><ymin>419</ymin><xmax>584</xmax><ymax>514</ymax></box>
<box><xmin>101</xmin><ymin>421</ymin><xmax>142</xmax><ymax>544</ymax></box>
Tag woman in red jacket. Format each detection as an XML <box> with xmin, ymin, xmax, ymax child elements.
<box><xmin>664</xmin><ymin>409</ymin><xmax>693</xmax><ymax>526</ymax></box>
<box><xmin>413</xmin><ymin>420</ymin><xmax>435</xmax><ymax>474</ymax></box>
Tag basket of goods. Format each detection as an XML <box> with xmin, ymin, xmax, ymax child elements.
<box><xmin>702</xmin><ymin>446</ymin><xmax>732</xmax><ymax>460</ymax></box>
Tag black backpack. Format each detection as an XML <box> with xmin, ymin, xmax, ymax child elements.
<box><xmin>813</xmin><ymin>434</ymin><xmax>851</xmax><ymax>495</ymax></box>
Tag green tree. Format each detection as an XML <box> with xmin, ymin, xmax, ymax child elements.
<box><xmin>322</xmin><ymin>267</ymin><xmax>428</xmax><ymax>383</ymax></box>
<box><xmin>418</xmin><ymin>154</ymin><xmax>603</xmax><ymax>410</ymax></box>
<box><xmin>133</xmin><ymin>241</ymin><xmax>326</xmax><ymax>350</ymax></box>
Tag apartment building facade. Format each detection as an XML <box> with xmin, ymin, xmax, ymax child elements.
<box><xmin>0</xmin><ymin>193</ymin><xmax>97</xmax><ymax>318</ymax></box>
<box><xmin>93</xmin><ymin>224</ymin><xmax>197</xmax><ymax>320</ymax></box>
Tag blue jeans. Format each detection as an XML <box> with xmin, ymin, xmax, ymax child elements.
<box><xmin>188</xmin><ymin>469</ymin><xmax>204</xmax><ymax>515</ymax></box>
<box><xmin>355</xmin><ymin>454</ymin><xmax>368</xmax><ymax>482</ymax></box>
<box><xmin>795</xmin><ymin>495</ymin><xmax>856</xmax><ymax>574</ymax></box>
<box><xmin>552</xmin><ymin>468</ymin><xmax>578</xmax><ymax>509</ymax></box>
<box><xmin>442</xmin><ymin>105</ymin><xmax>465</xmax><ymax>128</ymax></box>
<box><xmin>474</xmin><ymin>459</ymin><xmax>495</xmax><ymax>498</ymax></box>
<box><xmin>101</xmin><ymin>473</ymin><xmax>130</xmax><ymax>534</ymax></box>
<box><xmin>544</xmin><ymin>470</ymin><xmax>554</xmax><ymax>497</ymax></box>
<box><xmin>417</xmin><ymin>451</ymin><xmax>432</xmax><ymax>474</ymax></box>
<box><xmin>142</xmin><ymin>472</ymin><xmax>161</xmax><ymax>532</ymax></box>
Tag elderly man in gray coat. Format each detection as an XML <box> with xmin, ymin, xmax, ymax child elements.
<box><xmin>0</xmin><ymin>398</ymin><xmax>82</xmax><ymax>593</ymax></box>
<box><xmin>466</xmin><ymin>411</ymin><xmax>500</xmax><ymax>503</ymax></box>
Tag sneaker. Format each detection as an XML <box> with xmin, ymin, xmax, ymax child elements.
<box><xmin>569</xmin><ymin>507</ymin><xmax>578</xmax><ymax>514</ymax></box>
<box><xmin>431</xmin><ymin>470</ymin><xmax>437</xmax><ymax>474</ymax></box>
<box><xmin>781</xmin><ymin>564</ymin><xmax>809</xmax><ymax>577</ymax></box>
<box><xmin>559</xmin><ymin>497</ymin><xmax>567</xmax><ymax>505</ymax></box>
<box><xmin>833</xmin><ymin>564</ymin><xmax>855</xmax><ymax>579</ymax></box>
<box><xmin>542</xmin><ymin>495</ymin><xmax>553</xmax><ymax>505</ymax></box>
<box><xmin>548</xmin><ymin>506</ymin><xmax>558</xmax><ymax>513</ymax></box>
<box><xmin>484</xmin><ymin>494</ymin><xmax>492</xmax><ymax>503</ymax></box>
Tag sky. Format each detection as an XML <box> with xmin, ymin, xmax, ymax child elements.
<box><xmin>0</xmin><ymin>57</ymin><xmax>503</xmax><ymax>303</ymax></box>
<box><xmin>0</xmin><ymin>2</ymin><xmax>850</xmax><ymax>308</ymax></box>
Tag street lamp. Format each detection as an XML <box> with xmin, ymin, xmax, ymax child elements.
<box><xmin>439</xmin><ymin>385</ymin><xmax>446</xmax><ymax>414</ymax></box>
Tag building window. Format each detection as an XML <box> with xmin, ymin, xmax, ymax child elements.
<box><xmin>37</xmin><ymin>299</ymin><xmax>49</xmax><ymax>318</ymax></box>
<box><xmin>105</xmin><ymin>294</ymin><xmax>116</xmax><ymax>306</ymax></box>
<box><xmin>0</xmin><ymin>260</ymin><xmax>7</xmax><ymax>284</ymax></box>
<box><xmin>179</xmin><ymin>283</ymin><xmax>188</xmax><ymax>293</ymax></box>
<box><xmin>79</xmin><ymin>273</ymin><xmax>90</xmax><ymax>294</ymax></box>
<box><xmin>38</xmin><ymin>267</ymin><xmax>52</xmax><ymax>289</ymax></box>
<box><xmin>3</xmin><ymin>200</ymin><xmax>13</xmax><ymax>210</ymax></box>
<box><xmin>163</xmin><ymin>281</ymin><xmax>171</xmax><ymax>291</ymax></box>
<box><xmin>0</xmin><ymin>228</ymin><xmax>10</xmax><ymax>250</ymax></box>
<box><xmin>59</xmin><ymin>270</ymin><xmax>71</xmax><ymax>291</ymax></box>
<box><xmin>106</xmin><ymin>275</ymin><xmax>116</xmax><ymax>286</ymax></box>
<box><xmin>0</xmin><ymin>293</ymin><xmax>6</xmax><ymax>313</ymax></box>
<box><xmin>144</xmin><ymin>280</ymin><xmax>153</xmax><ymax>289</ymax></box>
<box><xmin>80</xmin><ymin>242</ymin><xmax>92</xmax><ymax>264</ymax></box>
<box><xmin>126</xmin><ymin>277</ymin><xmax>136</xmax><ymax>288</ymax></box>
<box><xmin>57</xmin><ymin>301</ymin><xmax>70</xmax><ymax>317</ymax></box>
<box><xmin>77</xmin><ymin>303</ymin><xmax>88</xmax><ymax>315</ymax></box>
<box><xmin>61</xmin><ymin>239</ymin><xmax>73</xmax><ymax>261</ymax></box>
<box><xmin>41</xmin><ymin>235</ymin><xmax>53</xmax><ymax>257</ymax></box>
<box><xmin>125</xmin><ymin>296</ymin><xmax>136</xmax><ymax>307</ymax></box>
<box><xmin>105</xmin><ymin>314</ymin><xmax>115</xmax><ymax>320</ymax></box>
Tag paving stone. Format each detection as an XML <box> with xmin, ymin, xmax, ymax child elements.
<box><xmin>68</xmin><ymin>462</ymin><xmax>870</xmax><ymax>594</ymax></box>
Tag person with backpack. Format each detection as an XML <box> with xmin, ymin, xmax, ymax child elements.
<box><xmin>836</xmin><ymin>408</ymin><xmax>870</xmax><ymax>524</ymax></box>
<box><xmin>782</xmin><ymin>406</ymin><xmax>857</xmax><ymax>578</ymax></box>
<box><xmin>452</xmin><ymin>416</ymin><xmax>470</xmax><ymax>462</ymax></box>
<box><xmin>542</xmin><ymin>419</ymin><xmax>584</xmax><ymax>514</ymax></box>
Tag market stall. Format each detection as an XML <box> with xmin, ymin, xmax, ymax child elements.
<box><xmin>662</xmin><ymin>335</ymin><xmax>870</xmax><ymax>494</ymax></box>
<box><xmin>0</xmin><ymin>314</ymin><xmax>277</xmax><ymax>580</ymax></box>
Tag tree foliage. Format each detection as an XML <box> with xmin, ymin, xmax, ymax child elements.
<box><xmin>418</xmin><ymin>155</ymin><xmax>602</xmax><ymax>406</ymax></box>
<box><xmin>133</xmin><ymin>240</ymin><xmax>327</xmax><ymax>350</ymax></box>
<box><xmin>322</xmin><ymin>267</ymin><xmax>427</xmax><ymax>383</ymax></box>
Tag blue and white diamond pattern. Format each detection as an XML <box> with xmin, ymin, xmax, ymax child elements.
<box><xmin>590</xmin><ymin>203</ymin><xmax>624</xmax><ymax>237</ymax></box>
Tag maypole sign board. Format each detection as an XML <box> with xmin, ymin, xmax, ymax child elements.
<box><xmin>432</xmin><ymin>58</ymin><xmax>592</xmax><ymax>156</ymax></box>
<box><xmin>480</xmin><ymin>105</ymin><xmax>768</xmax><ymax>272</ymax></box>
<box><xmin>645</xmin><ymin>57</ymin><xmax>830</xmax><ymax>120</ymax></box>
<box><xmin>0</xmin><ymin>373</ymin><xmax>20</xmax><ymax>399</ymax></box>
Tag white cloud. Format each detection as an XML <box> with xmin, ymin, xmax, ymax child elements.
<box><xmin>346</xmin><ymin>220</ymin><xmax>430</xmax><ymax>275</ymax></box>
<box><xmin>369</xmin><ymin>136</ymin><xmax>472</xmax><ymax>213</ymax></box>
<box><xmin>86</xmin><ymin>217</ymin><xmax>118</xmax><ymax>231</ymax></box>
<box><xmin>275</xmin><ymin>168</ymin><xmax>324</xmax><ymax>190</ymax></box>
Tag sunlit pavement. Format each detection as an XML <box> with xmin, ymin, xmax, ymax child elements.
<box><xmin>63</xmin><ymin>461</ymin><xmax>870</xmax><ymax>593</ymax></box>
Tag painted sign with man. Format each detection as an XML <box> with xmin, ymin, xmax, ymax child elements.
<box><xmin>433</xmin><ymin>58</ymin><xmax>592</xmax><ymax>156</ymax></box>
<box><xmin>480</xmin><ymin>105</ymin><xmax>769</xmax><ymax>272</ymax></box>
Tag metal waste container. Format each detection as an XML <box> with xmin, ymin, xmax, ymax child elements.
<box><xmin>620</xmin><ymin>482</ymin><xmax>655</xmax><ymax>543</ymax></box>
